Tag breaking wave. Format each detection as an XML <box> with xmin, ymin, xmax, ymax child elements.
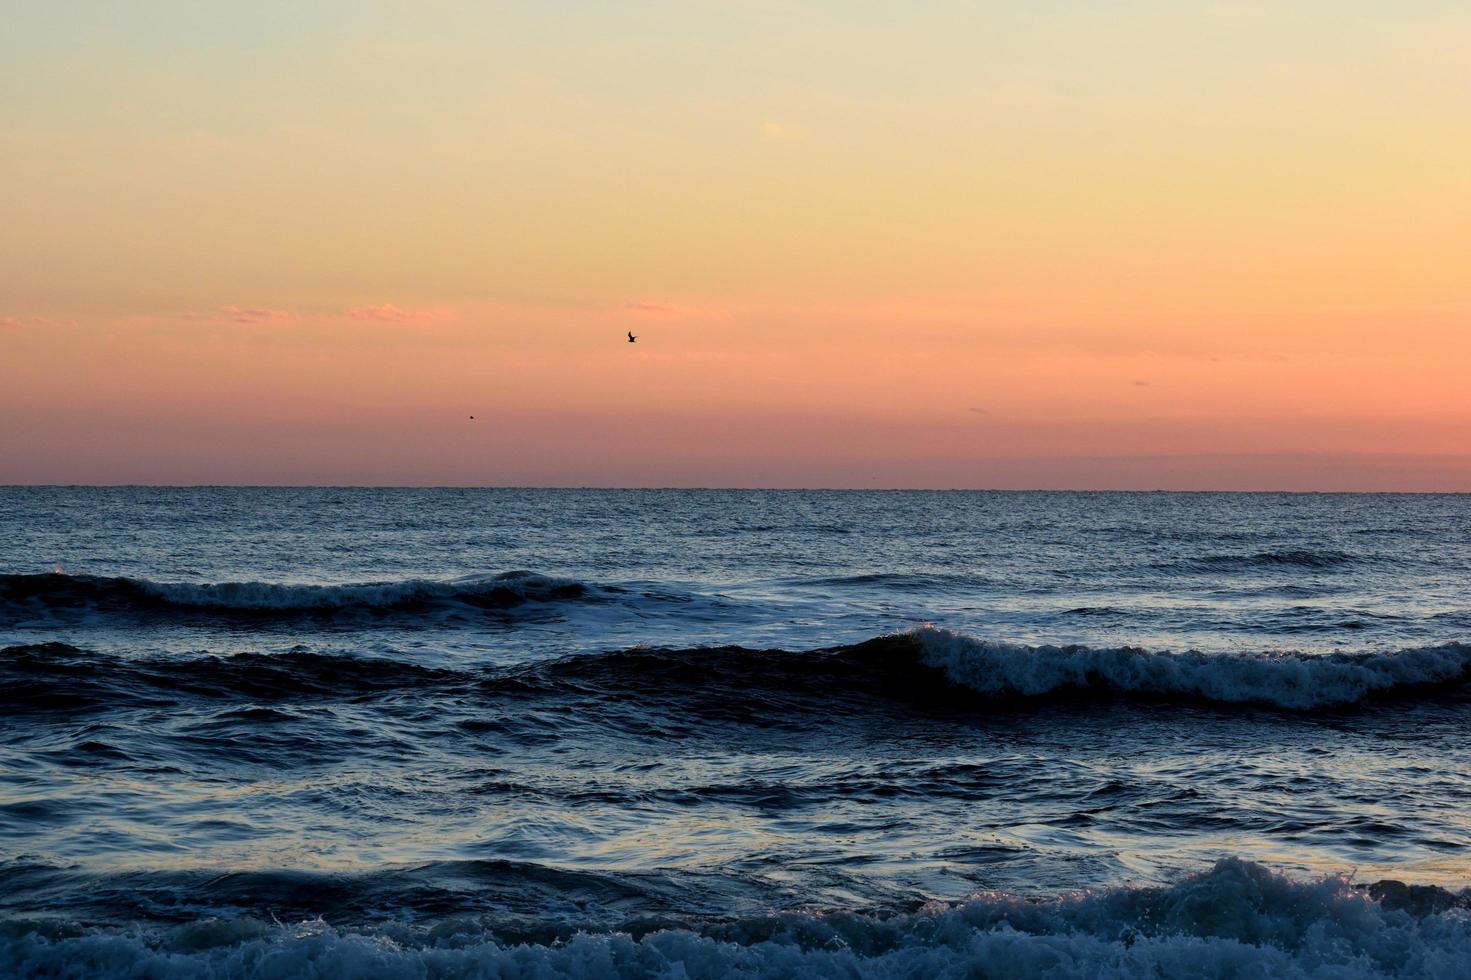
<box><xmin>3</xmin><ymin>860</ymin><xmax>1469</xmax><ymax>979</ymax></box>
<box><xmin>6</xmin><ymin>628</ymin><xmax>1471</xmax><ymax>715</ymax></box>
<box><xmin>914</xmin><ymin>628</ymin><xmax>1471</xmax><ymax>710</ymax></box>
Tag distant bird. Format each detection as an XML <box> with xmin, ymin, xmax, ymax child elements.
<box><xmin>627</xmin><ymin>331</ymin><xmax>637</xmax><ymax>343</ymax></box>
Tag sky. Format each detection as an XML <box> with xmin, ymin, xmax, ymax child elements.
<box><xmin>2</xmin><ymin>1</ymin><xmax>1468</xmax><ymax>489</ymax></box>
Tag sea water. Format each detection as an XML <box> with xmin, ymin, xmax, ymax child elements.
<box><xmin>2</xmin><ymin>488</ymin><xmax>1470</xmax><ymax>977</ymax></box>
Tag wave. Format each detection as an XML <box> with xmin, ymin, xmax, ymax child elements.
<box><xmin>7</xmin><ymin>628</ymin><xmax>1471</xmax><ymax>715</ymax></box>
<box><xmin>504</xmin><ymin>631</ymin><xmax>1471</xmax><ymax>715</ymax></box>
<box><xmin>0</xmin><ymin>643</ymin><xmax>461</xmax><ymax>713</ymax></box>
<box><xmin>785</xmin><ymin>571</ymin><xmax>995</xmax><ymax>592</ymax></box>
<box><xmin>0</xmin><ymin>570</ymin><xmax>599</xmax><ymax>621</ymax></box>
<box><xmin>0</xmin><ymin>856</ymin><xmax>776</xmax><ymax>937</ymax></box>
<box><xmin>0</xmin><ymin>641</ymin><xmax>924</xmax><ymax>718</ymax></box>
<box><xmin>1165</xmin><ymin>549</ymin><xmax>1357</xmax><ymax>573</ymax></box>
<box><xmin>3</xmin><ymin>861</ymin><xmax>1469</xmax><ymax>978</ymax></box>
<box><xmin>915</xmin><ymin>628</ymin><xmax>1471</xmax><ymax>709</ymax></box>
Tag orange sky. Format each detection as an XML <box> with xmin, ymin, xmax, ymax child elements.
<box><xmin>2</xmin><ymin>2</ymin><xmax>1468</xmax><ymax>488</ymax></box>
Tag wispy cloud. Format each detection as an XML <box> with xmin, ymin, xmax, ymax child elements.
<box><xmin>1</xmin><ymin>315</ymin><xmax>75</xmax><ymax>329</ymax></box>
<box><xmin>219</xmin><ymin>306</ymin><xmax>298</xmax><ymax>324</ymax></box>
<box><xmin>623</xmin><ymin>301</ymin><xmax>728</xmax><ymax>320</ymax></box>
<box><xmin>625</xmin><ymin>301</ymin><xmax>675</xmax><ymax>315</ymax></box>
<box><xmin>761</xmin><ymin>120</ymin><xmax>807</xmax><ymax>142</ymax></box>
<box><xmin>187</xmin><ymin>304</ymin><xmax>455</xmax><ymax>325</ymax></box>
<box><xmin>343</xmin><ymin>303</ymin><xmax>455</xmax><ymax>323</ymax></box>
<box><xmin>1207</xmin><ymin>352</ymin><xmax>1289</xmax><ymax>363</ymax></box>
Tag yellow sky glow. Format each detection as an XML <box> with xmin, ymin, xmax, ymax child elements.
<box><xmin>2</xmin><ymin>2</ymin><xmax>1468</xmax><ymax>487</ymax></box>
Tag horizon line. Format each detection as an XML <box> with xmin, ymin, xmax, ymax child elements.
<box><xmin>4</xmin><ymin>484</ymin><xmax>1469</xmax><ymax>495</ymax></box>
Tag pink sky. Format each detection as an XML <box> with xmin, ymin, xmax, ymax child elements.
<box><xmin>2</xmin><ymin>3</ymin><xmax>1468</xmax><ymax>488</ymax></box>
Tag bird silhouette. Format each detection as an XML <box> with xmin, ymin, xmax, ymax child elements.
<box><xmin>627</xmin><ymin>331</ymin><xmax>637</xmax><ymax>343</ymax></box>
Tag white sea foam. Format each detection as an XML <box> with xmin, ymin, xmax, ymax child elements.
<box><xmin>913</xmin><ymin>627</ymin><xmax>1471</xmax><ymax>709</ymax></box>
<box><xmin>3</xmin><ymin>861</ymin><xmax>1468</xmax><ymax>979</ymax></box>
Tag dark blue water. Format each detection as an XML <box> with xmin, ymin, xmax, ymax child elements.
<box><xmin>3</xmin><ymin>488</ymin><xmax>1470</xmax><ymax>978</ymax></box>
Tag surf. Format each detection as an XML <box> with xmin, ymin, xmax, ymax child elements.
<box><xmin>8</xmin><ymin>628</ymin><xmax>1471</xmax><ymax>716</ymax></box>
<box><xmin>3</xmin><ymin>860</ymin><xmax>1468</xmax><ymax>979</ymax></box>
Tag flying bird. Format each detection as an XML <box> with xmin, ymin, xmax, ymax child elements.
<box><xmin>627</xmin><ymin>331</ymin><xmax>637</xmax><ymax>343</ymax></box>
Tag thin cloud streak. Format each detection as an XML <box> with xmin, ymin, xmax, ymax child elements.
<box><xmin>623</xmin><ymin>301</ymin><xmax>730</xmax><ymax>320</ymax></box>
<box><xmin>344</xmin><ymin>304</ymin><xmax>456</xmax><ymax>323</ymax></box>
<box><xmin>1</xmin><ymin>315</ymin><xmax>76</xmax><ymax>329</ymax></box>
<box><xmin>184</xmin><ymin>305</ymin><xmax>457</xmax><ymax>325</ymax></box>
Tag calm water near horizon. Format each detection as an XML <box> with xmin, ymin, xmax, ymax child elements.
<box><xmin>3</xmin><ymin>487</ymin><xmax>1471</xmax><ymax>977</ymax></box>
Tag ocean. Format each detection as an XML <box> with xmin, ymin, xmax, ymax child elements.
<box><xmin>2</xmin><ymin>487</ymin><xmax>1470</xmax><ymax>978</ymax></box>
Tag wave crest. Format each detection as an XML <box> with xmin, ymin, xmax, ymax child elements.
<box><xmin>0</xmin><ymin>570</ymin><xmax>594</xmax><ymax>619</ymax></box>
<box><xmin>1163</xmin><ymin>549</ymin><xmax>1356</xmax><ymax>573</ymax></box>
<box><xmin>3</xmin><ymin>861</ymin><xmax>1469</xmax><ymax>979</ymax></box>
<box><xmin>915</xmin><ymin>627</ymin><xmax>1471</xmax><ymax>709</ymax></box>
<box><xmin>8</xmin><ymin>630</ymin><xmax>1471</xmax><ymax>716</ymax></box>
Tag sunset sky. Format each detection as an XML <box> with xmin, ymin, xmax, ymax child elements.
<box><xmin>2</xmin><ymin>1</ymin><xmax>1468</xmax><ymax>488</ymax></box>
